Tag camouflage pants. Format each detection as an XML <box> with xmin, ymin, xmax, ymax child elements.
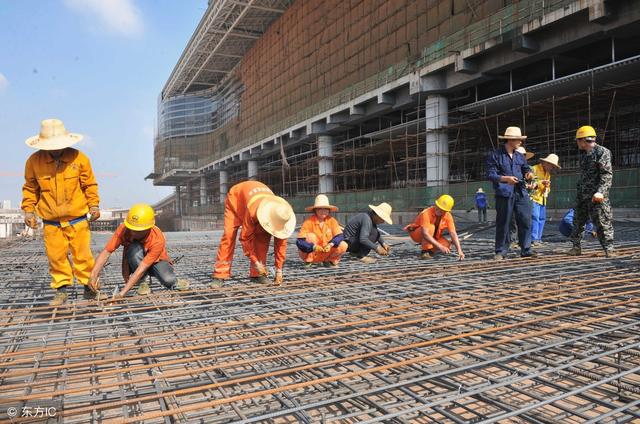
<box><xmin>570</xmin><ymin>197</ymin><xmax>614</xmax><ymax>250</ymax></box>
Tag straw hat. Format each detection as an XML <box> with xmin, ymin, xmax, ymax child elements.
<box><xmin>476</xmin><ymin>188</ymin><xmax>484</xmax><ymax>193</ymax></box>
<box><xmin>257</xmin><ymin>195</ymin><xmax>296</xmax><ymax>239</ymax></box>
<box><xmin>540</xmin><ymin>153</ymin><xmax>561</xmax><ymax>169</ymax></box>
<box><xmin>368</xmin><ymin>202</ymin><xmax>393</xmax><ymax>225</ymax></box>
<box><xmin>515</xmin><ymin>146</ymin><xmax>535</xmax><ymax>160</ymax></box>
<box><xmin>305</xmin><ymin>194</ymin><xmax>338</xmax><ymax>212</ymax></box>
<box><xmin>25</xmin><ymin>119</ymin><xmax>83</xmax><ymax>150</ymax></box>
<box><xmin>498</xmin><ymin>126</ymin><xmax>527</xmax><ymax>140</ymax></box>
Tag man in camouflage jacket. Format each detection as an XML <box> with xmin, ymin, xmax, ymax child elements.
<box><xmin>569</xmin><ymin>125</ymin><xmax>614</xmax><ymax>256</ymax></box>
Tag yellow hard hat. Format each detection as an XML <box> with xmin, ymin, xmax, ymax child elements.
<box><xmin>435</xmin><ymin>194</ymin><xmax>454</xmax><ymax>212</ymax></box>
<box><xmin>576</xmin><ymin>125</ymin><xmax>596</xmax><ymax>140</ymax></box>
<box><xmin>124</xmin><ymin>203</ymin><xmax>155</xmax><ymax>231</ymax></box>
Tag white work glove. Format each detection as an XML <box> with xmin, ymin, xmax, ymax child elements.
<box><xmin>24</xmin><ymin>212</ymin><xmax>38</xmax><ymax>229</ymax></box>
<box><xmin>89</xmin><ymin>206</ymin><xmax>101</xmax><ymax>222</ymax></box>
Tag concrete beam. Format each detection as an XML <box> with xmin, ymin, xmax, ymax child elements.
<box><xmin>588</xmin><ymin>0</ymin><xmax>612</xmax><ymax>23</ymax></box>
<box><xmin>455</xmin><ymin>55</ymin><xmax>478</xmax><ymax>74</ymax></box>
<box><xmin>512</xmin><ymin>35</ymin><xmax>540</xmax><ymax>53</ymax></box>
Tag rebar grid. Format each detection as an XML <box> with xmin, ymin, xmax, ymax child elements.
<box><xmin>0</xmin><ymin>231</ymin><xmax>639</xmax><ymax>423</ymax></box>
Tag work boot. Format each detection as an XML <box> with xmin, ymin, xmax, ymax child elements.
<box><xmin>323</xmin><ymin>261</ymin><xmax>338</xmax><ymax>268</ymax></box>
<box><xmin>493</xmin><ymin>253</ymin><xmax>505</xmax><ymax>261</ymax></box>
<box><xmin>568</xmin><ymin>246</ymin><xmax>582</xmax><ymax>256</ymax></box>
<box><xmin>49</xmin><ymin>290</ymin><xmax>68</xmax><ymax>307</ymax></box>
<box><xmin>83</xmin><ymin>285</ymin><xmax>108</xmax><ymax>301</ymax></box>
<box><xmin>250</xmin><ymin>276</ymin><xmax>270</xmax><ymax>284</ymax></box>
<box><xmin>521</xmin><ymin>250</ymin><xmax>538</xmax><ymax>258</ymax></box>
<box><xmin>359</xmin><ymin>256</ymin><xmax>377</xmax><ymax>264</ymax></box>
<box><xmin>604</xmin><ymin>249</ymin><xmax>617</xmax><ymax>258</ymax></box>
<box><xmin>137</xmin><ymin>281</ymin><xmax>152</xmax><ymax>296</ymax></box>
<box><xmin>304</xmin><ymin>262</ymin><xmax>314</xmax><ymax>269</ymax></box>
<box><xmin>173</xmin><ymin>279</ymin><xmax>190</xmax><ymax>291</ymax></box>
<box><xmin>420</xmin><ymin>251</ymin><xmax>433</xmax><ymax>260</ymax></box>
<box><xmin>209</xmin><ymin>278</ymin><xmax>226</xmax><ymax>289</ymax></box>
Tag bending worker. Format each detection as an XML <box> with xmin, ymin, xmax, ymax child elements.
<box><xmin>21</xmin><ymin>119</ymin><xmax>103</xmax><ymax>306</ymax></box>
<box><xmin>212</xmin><ymin>180</ymin><xmax>296</xmax><ymax>287</ymax></box>
<box><xmin>296</xmin><ymin>194</ymin><xmax>348</xmax><ymax>267</ymax></box>
<box><xmin>342</xmin><ymin>202</ymin><xmax>392</xmax><ymax>263</ymax></box>
<box><xmin>89</xmin><ymin>204</ymin><xmax>188</xmax><ymax>298</ymax></box>
<box><xmin>404</xmin><ymin>194</ymin><xmax>465</xmax><ymax>261</ymax></box>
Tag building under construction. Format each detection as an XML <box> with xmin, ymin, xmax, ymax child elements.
<box><xmin>149</xmin><ymin>0</ymin><xmax>640</xmax><ymax>229</ymax></box>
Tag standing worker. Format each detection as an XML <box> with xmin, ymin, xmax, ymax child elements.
<box><xmin>404</xmin><ymin>194</ymin><xmax>465</xmax><ymax>260</ymax></box>
<box><xmin>530</xmin><ymin>153</ymin><xmax>561</xmax><ymax>245</ymax></box>
<box><xmin>296</xmin><ymin>194</ymin><xmax>347</xmax><ymax>267</ymax></box>
<box><xmin>486</xmin><ymin>127</ymin><xmax>537</xmax><ymax>260</ymax></box>
<box><xmin>508</xmin><ymin>146</ymin><xmax>534</xmax><ymax>248</ymax></box>
<box><xmin>21</xmin><ymin>119</ymin><xmax>104</xmax><ymax>306</ymax></box>
<box><xmin>569</xmin><ymin>126</ymin><xmax>615</xmax><ymax>257</ymax></box>
<box><xmin>342</xmin><ymin>202</ymin><xmax>393</xmax><ymax>263</ymax></box>
<box><xmin>474</xmin><ymin>188</ymin><xmax>487</xmax><ymax>223</ymax></box>
<box><xmin>89</xmin><ymin>204</ymin><xmax>189</xmax><ymax>298</ymax></box>
<box><xmin>212</xmin><ymin>181</ymin><xmax>296</xmax><ymax>287</ymax></box>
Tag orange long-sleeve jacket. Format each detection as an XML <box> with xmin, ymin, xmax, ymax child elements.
<box><xmin>227</xmin><ymin>181</ymin><xmax>287</xmax><ymax>270</ymax></box>
<box><xmin>21</xmin><ymin>148</ymin><xmax>99</xmax><ymax>221</ymax></box>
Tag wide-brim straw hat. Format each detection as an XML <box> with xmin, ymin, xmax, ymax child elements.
<box><xmin>25</xmin><ymin>119</ymin><xmax>83</xmax><ymax>150</ymax></box>
<box><xmin>516</xmin><ymin>146</ymin><xmax>535</xmax><ymax>160</ymax></box>
<box><xmin>257</xmin><ymin>195</ymin><xmax>296</xmax><ymax>239</ymax></box>
<box><xmin>305</xmin><ymin>194</ymin><xmax>338</xmax><ymax>212</ymax></box>
<box><xmin>368</xmin><ymin>202</ymin><xmax>393</xmax><ymax>225</ymax></box>
<box><xmin>540</xmin><ymin>153</ymin><xmax>561</xmax><ymax>169</ymax></box>
<box><xmin>498</xmin><ymin>126</ymin><xmax>527</xmax><ymax>140</ymax></box>
<box><xmin>476</xmin><ymin>188</ymin><xmax>484</xmax><ymax>193</ymax></box>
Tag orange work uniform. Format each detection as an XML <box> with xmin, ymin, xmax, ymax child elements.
<box><xmin>297</xmin><ymin>215</ymin><xmax>347</xmax><ymax>264</ymax></box>
<box><xmin>213</xmin><ymin>181</ymin><xmax>287</xmax><ymax>279</ymax></box>
<box><xmin>21</xmin><ymin>148</ymin><xmax>99</xmax><ymax>289</ymax></box>
<box><xmin>105</xmin><ymin>224</ymin><xmax>171</xmax><ymax>279</ymax></box>
<box><xmin>407</xmin><ymin>206</ymin><xmax>456</xmax><ymax>252</ymax></box>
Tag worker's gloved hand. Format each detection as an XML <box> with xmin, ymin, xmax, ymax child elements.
<box><xmin>438</xmin><ymin>244</ymin><xmax>451</xmax><ymax>255</ymax></box>
<box><xmin>24</xmin><ymin>212</ymin><xmax>38</xmax><ymax>229</ymax></box>
<box><xmin>541</xmin><ymin>180</ymin><xmax>551</xmax><ymax>187</ymax></box>
<box><xmin>273</xmin><ymin>270</ymin><xmax>283</xmax><ymax>286</ymax></box>
<box><xmin>457</xmin><ymin>251</ymin><xmax>465</xmax><ymax>261</ymax></box>
<box><xmin>376</xmin><ymin>245</ymin><xmax>389</xmax><ymax>256</ymax></box>
<box><xmin>88</xmin><ymin>207</ymin><xmax>100</xmax><ymax>222</ymax></box>
<box><xmin>592</xmin><ymin>193</ymin><xmax>604</xmax><ymax>203</ymax></box>
<box><xmin>88</xmin><ymin>276</ymin><xmax>100</xmax><ymax>292</ymax></box>
<box><xmin>403</xmin><ymin>224</ymin><xmax>418</xmax><ymax>233</ymax></box>
<box><xmin>254</xmin><ymin>261</ymin><xmax>268</xmax><ymax>277</ymax></box>
<box><xmin>382</xmin><ymin>243</ymin><xmax>391</xmax><ymax>255</ymax></box>
<box><xmin>503</xmin><ymin>176</ymin><xmax>519</xmax><ymax>185</ymax></box>
<box><xmin>313</xmin><ymin>245</ymin><xmax>325</xmax><ymax>253</ymax></box>
<box><xmin>322</xmin><ymin>244</ymin><xmax>332</xmax><ymax>253</ymax></box>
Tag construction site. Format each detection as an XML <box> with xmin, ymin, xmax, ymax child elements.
<box><xmin>2</xmin><ymin>0</ymin><xmax>640</xmax><ymax>422</ymax></box>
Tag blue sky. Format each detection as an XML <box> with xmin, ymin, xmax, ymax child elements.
<box><xmin>0</xmin><ymin>0</ymin><xmax>206</xmax><ymax>209</ymax></box>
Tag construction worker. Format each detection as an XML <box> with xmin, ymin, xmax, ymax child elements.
<box><xmin>21</xmin><ymin>119</ymin><xmax>103</xmax><ymax>306</ymax></box>
<box><xmin>89</xmin><ymin>204</ymin><xmax>189</xmax><ymax>298</ymax></box>
<box><xmin>569</xmin><ymin>126</ymin><xmax>615</xmax><ymax>256</ymax></box>
<box><xmin>212</xmin><ymin>180</ymin><xmax>296</xmax><ymax>287</ymax></box>
<box><xmin>296</xmin><ymin>194</ymin><xmax>347</xmax><ymax>267</ymax></box>
<box><xmin>486</xmin><ymin>127</ymin><xmax>537</xmax><ymax>260</ymax></box>
<box><xmin>530</xmin><ymin>153</ymin><xmax>561</xmax><ymax>245</ymax></box>
<box><xmin>474</xmin><ymin>188</ymin><xmax>487</xmax><ymax>223</ymax></box>
<box><xmin>559</xmin><ymin>208</ymin><xmax>596</xmax><ymax>238</ymax></box>
<box><xmin>508</xmin><ymin>146</ymin><xmax>535</xmax><ymax>248</ymax></box>
<box><xmin>404</xmin><ymin>194</ymin><xmax>465</xmax><ymax>261</ymax></box>
<box><xmin>342</xmin><ymin>202</ymin><xmax>392</xmax><ymax>264</ymax></box>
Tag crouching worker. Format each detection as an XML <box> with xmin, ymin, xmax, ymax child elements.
<box><xmin>559</xmin><ymin>208</ymin><xmax>596</xmax><ymax>239</ymax></box>
<box><xmin>343</xmin><ymin>203</ymin><xmax>393</xmax><ymax>264</ymax></box>
<box><xmin>297</xmin><ymin>195</ymin><xmax>347</xmax><ymax>267</ymax></box>
<box><xmin>212</xmin><ymin>180</ymin><xmax>296</xmax><ymax>287</ymax></box>
<box><xmin>404</xmin><ymin>194</ymin><xmax>465</xmax><ymax>261</ymax></box>
<box><xmin>89</xmin><ymin>204</ymin><xmax>188</xmax><ymax>298</ymax></box>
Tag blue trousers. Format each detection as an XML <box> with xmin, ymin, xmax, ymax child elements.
<box><xmin>126</xmin><ymin>242</ymin><xmax>177</xmax><ymax>289</ymax></box>
<box><xmin>495</xmin><ymin>192</ymin><xmax>532</xmax><ymax>255</ymax></box>
<box><xmin>531</xmin><ymin>202</ymin><xmax>546</xmax><ymax>242</ymax></box>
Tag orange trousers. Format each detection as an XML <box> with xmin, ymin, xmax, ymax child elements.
<box><xmin>213</xmin><ymin>214</ymin><xmax>272</xmax><ymax>279</ymax></box>
<box><xmin>408</xmin><ymin>225</ymin><xmax>451</xmax><ymax>253</ymax></box>
<box><xmin>43</xmin><ymin>219</ymin><xmax>94</xmax><ymax>289</ymax></box>
<box><xmin>298</xmin><ymin>234</ymin><xmax>348</xmax><ymax>264</ymax></box>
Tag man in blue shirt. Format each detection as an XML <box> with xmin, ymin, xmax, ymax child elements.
<box><xmin>474</xmin><ymin>188</ymin><xmax>487</xmax><ymax>223</ymax></box>
<box><xmin>486</xmin><ymin>127</ymin><xmax>536</xmax><ymax>260</ymax></box>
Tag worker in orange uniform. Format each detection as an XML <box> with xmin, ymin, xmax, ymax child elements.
<box><xmin>89</xmin><ymin>204</ymin><xmax>189</xmax><ymax>298</ymax></box>
<box><xmin>296</xmin><ymin>194</ymin><xmax>348</xmax><ymax>267</ymax></box>
<box><xmin>404</xmin><ymin>194</ymin><xmax>465</xmax><ymax>261</ymax></box>
<box><xmin>211</xmin><ymin>180</ymin><xmax>296</xmax><ymax>287</ymax></box>
<box><xmin>21</xmin><ymin>119</ymin><xmax>104</xmax><ymax>306</ymax></box>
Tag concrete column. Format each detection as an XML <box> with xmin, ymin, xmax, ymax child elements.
<box><xmin>219</xmin><ymin>170</ymin><xmax>228</xmax><ymax>204</ymax></box>
<box><xmin>199</xmin><ymin>175</ymin><xmax>207</xmax><ymax>206</ymax></box>
<box><xmin>425</xmin><ymin>95</ymin><xmax>449</xmax><ymax>187</ymax></box>
<box><xmin>175</xmin><ymin>185</ymin><xmax>182</xmax><ymax>216</ymax></box>
<box><xmin>317</xmin><ymin>135</ymin><xmax>334</xmax><ymax>193</ymax></box>
<box><xmin>247</xmin><ymin>160</ymin><xmax>258</xmax><ymax>180</ymax></box>
<box><xmin>186</xmin><ymin>182</ymin><xmax>193</xmax><ymax>209</ymax></box>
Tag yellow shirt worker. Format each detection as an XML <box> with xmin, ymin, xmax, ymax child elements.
<box><xmin>21</xmin><ymin>119</ymin><xmax>103</xmax><ymax>306</ymax></box>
